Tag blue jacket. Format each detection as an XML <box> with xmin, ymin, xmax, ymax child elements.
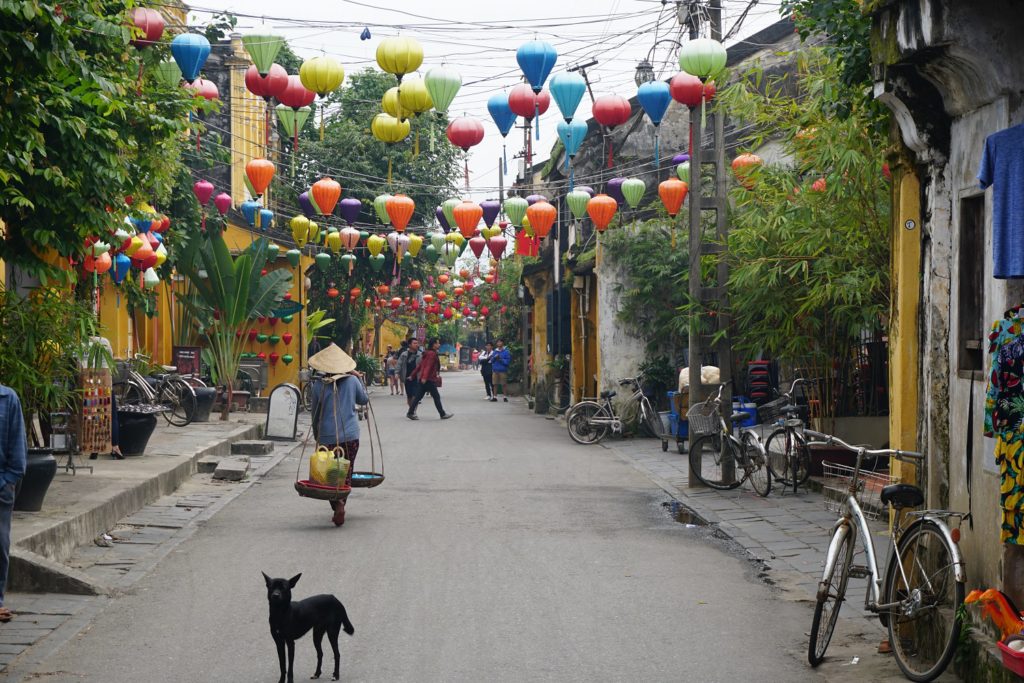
<box><xmin>492</xmin><ymin>347</ymin><xmax>511</xmax><ymax>373</ymax></box>
<box><xmin>0</xmin><ymin>385</ymin><xmax>27</xmax><ymax>488</ymax></box>
<box><xmin>311</xmin><ymin>376</ymin><xmax>369</xmax><ymax>444</ymax></box>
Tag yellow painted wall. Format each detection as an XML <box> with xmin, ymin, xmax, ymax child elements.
<box><xmin>570</xmin><ymin>274</ymin><xmax>599</xmax><ymax>402</ymax></box>
<box><xmin>524</xmin><ymin>271</ymin><xmax>550</xmax><ymax>389</ymax></box>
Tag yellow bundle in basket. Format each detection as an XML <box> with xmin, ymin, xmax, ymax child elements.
<box><xmin>309</xmin><ymin>446</ymin><xmax>350</xmax><ymax>486</ymax></box>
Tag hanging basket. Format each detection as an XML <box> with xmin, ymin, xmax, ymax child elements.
<box><xmin>350</xmin><ymin>471</ymin><xmax>385</xmax><ymax>488</ymax></box>
<box><xmin>295</xmin><ymin>480</ymin><xmax>352</xmax><ymax>501</ymax></box>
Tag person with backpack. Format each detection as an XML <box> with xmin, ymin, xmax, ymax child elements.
<box><xmin>492</xmin><ymin>339</ymin><xmax>512</xmax><ymax>402</ymax></box>
<box><xmin>478</xmin><ymin>341</ymin><xmax>495</xmax><ymax>401</ymax></box>
<box><xmin>397</xmin><ymin>338</ymin><xmax>422</xmax><ymax>409</ymax></box>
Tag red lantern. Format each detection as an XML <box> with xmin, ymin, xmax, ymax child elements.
<box><xmin>269</xmin><ymin>352</ymin><xmax>280</xmax><ymax>365</ymax></box>
<box><xmin>257</xmin><ymin>352</ymin><xmax>267</xmax><ymax>360</ymax></box>
<box><xmin>658</xmin><ymin>179</ymin><xmax>689</xmax><ymax>217</ymax></box>
<box><xmin>248</xmin><ymin>330</ymin><xmax>258</xmax><ymax>342</ymax></box>
<box><xmin>350</xmin><ymin>287</ymin><xmax>362</xmax><ymax>299</ymax></box>
<box><xmin>453</xmin><ymin>286</ymin><xmax>465</xmax><ymax>297</ymax></box>
<box><xmin>409</xmin><ymin>279</ymin><xmax>421</xmax><ymax>291</ymax></box>
<box><xmin>364</xmin><ymin>298</ymin><xmax>371</xmax><ymax>308</ymax></box>
<box><xmin>129</xmin><ymin>8</ymin><xmax>165</xmax><ymax>47</ymax></box>
<box><xmin>480</xmin><ymin>305</ymin><xmax>490</xmax><ymax>316</ymax></box>
<box><xmin>185</xmin><ymin>78</ymin><xmax>219</xmax><ymax>101</ymax></box>
<box><xmin>437</xmin><ymin>291</ymin><xmax>448</xmax><ymax>301</ymax></box>
<box><xmin>245</xmin><ymin>63</ymin><xmax>288</xmax><ymax>101</ymax></box>
<box><xmin>485</xmin><ymin>274</ymin><xmax>495</xmax><ymax>284</ymax></box>
<box><xmin>526</xmin><ymin>201</ymin><xmax>557</xmax><ymax>239</ymax></box>
<box><xmin>811</xmin><ymin>177</ymin><xmax>827</xmax><ymax>193</ymax></box>
<box><xmin>472</xmin><ymin>294</ymin><xmax>481</xmax><ymax>307</ymax></box>
<box><xmin>462</xmin><ymin>306</ymin><xmax>471</xmax><ymax>316</ymax></box>
<box><xmin>446</xmin><ymin>118</ymin><xmax>485</xmax><ymax>152</ymax></box>
<box><xmin>284</xmin><ymin>292</ymin><xmax>292</xmax><ymax>301</ymax></box>
<box><xmin>508</xmin><ymin>84</ymin><xmax>551</xmax><ymax>120</ymax></box>
<box><xmin>282</xmin><ymin>333</ymin><xmax>293</xmax><ymax>345</ymax></box>
<box><xmin>459</xmin><ymin>268</ymin><xmax>470</xmax><ymax>280</ymax></box>
<box><xmin>670</xmin><ymin>73</ymin><xmax>717</xmax><ymax>107</ymax></box>
<box><xmin>501</xmin><ymin>305</ymin><xmax>508</xmax><ymax>314</ymax></box>
<box><xmin>327</xmin><ymin>287</ymin><xmax>340</xmax><ymax>299</ymax></box>
<box><xmin>438</xmin><ymin>273</ymin><xmax>450</xmax><ymax>285</ymax></box>
<box><xmin>592</xmin><ymin>95</ymin><xmax>631</xmax><ymax>129</ymax></box>
<box><xmin>391</xmin><ymin>297</ymin><xmax>402</xmax><ymax>309</ymax></box>
<box><xmin>268</xmin><ymin>317</ymin><xmax>278</xmax><ymax>326</ymax></box>
<box><xmin>278</xmin><ymin>75</ymin><xmax>315</xmax><ymax>110</ymax></box>
<box><xmin>443</xmin><ymin>307</ymin><xmax>454</xmax><ymax>319</ymax></box>
<box><xmin>377</xmin><ymin>284</ymin><xmax>390</xmax><ymax>296</ymax></box>
<box><xmin>423</xmin><ymin>294</ymin><xmax>434</xmax><ymax>304</ymax></box>
<box><xmin>731</xmin><ymin>153</ymin><xmax>763</xmax><ymax>189</ymax></box>
<box><xmin>491</xmin><ymin>291</ymin><xmax>500</xmax><ymax>302</ymax></box>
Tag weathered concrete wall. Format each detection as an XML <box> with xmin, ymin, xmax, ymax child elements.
<box><xmin>595</xmin><ymin>259</ymin><xmax>647</xmax><ymax>392</ymax></box>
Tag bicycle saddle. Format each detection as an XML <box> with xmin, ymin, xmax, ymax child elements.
<box><xmin>161</xmin><ymin>365</ymin><xmax>177</xmax><ymax>373</ymax></box>
<box><xmin>600</xmin><ymin>390</ymin><xmax>616</xmax><ymax>399</ymax></box>
<box><xmin>729</xmin><ymin>412</ymin><xmax>748</xmax><ymax>422</ymax></box>
<box><xmin>880</xmin><ymin>483</ymin><xmax>924</xmax><ymax>510</ymax></box>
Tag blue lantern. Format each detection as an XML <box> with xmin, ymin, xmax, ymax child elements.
<box><xmin>151</xmin><ymin>231</ymin><xmax>164</xmax><ymax>244</ymax></box>
<box><xmin>557</xmin><ymin>120</ymin><xmax>589</xmax><ymax>190</ymax></box>
<box><xmin>637</xmin><ymin>80</ymin><xmax>672</xmax><ymax>164</ymax></box>
<box><xmin>112</xmin><ymin>253</ymin><xmax>131</xmax><ymax>284</ymax></box>
<box><xmin>240</xmin><ymin>200</ymin><xmax>260</xmax><ymax>227</ymax></box>
<box><xmin>516</xmin><ymin>40</ymin><xmax>557</xmax><ymax>94</ymax></box>
<box><xmin>549</xmin><ymin>73</ymin><xmax>586</xmax><ymax>123</ymax></box>
<box><xmin>257</xmin><ymin>208</ymin><xmax>274</xmax><ymax>231</ymax></box>
<box><xmin>131</xmin><ymin>217</ymin><xmax>151</xmax><ymax>234</ymax></box>
<box><xmin>171</xmin><ymin>33</ymin><xmax>211</xmax><ymax>85</ymax></box>
<box><xmin>487</xmin><ymin>92</ymin><xmax>518</xmax><ymax>174</ymax></box>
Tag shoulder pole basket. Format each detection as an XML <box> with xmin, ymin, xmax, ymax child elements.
<box><xmin>350</xmin><ymin>377</ymin><xmax>385</xmax><ymax>488</ymax></box>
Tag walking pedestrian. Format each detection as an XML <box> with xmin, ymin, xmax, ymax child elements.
<box><xmin>479</xmin><ymin>342</ymin><xmax>495</xmax><ymax>401</ymax></box>
<box><xmin>386</xmin><ymin>351</ymin><xmax>400</xmax><ymax>395</ymax></box>
<box><xmin>309</xmin><ymin>345</ymin><xmax>369</xmax><ymax>527</ymax></box>
<box><xmin>0</xmin><ymin>383</ymin><xmax>27</xmax><ymax>622</ymax></box>
<box><xmin>492</xmin><ymin>338</ymin><xmax>512</xmax><ymax>402</ymax></box>
<box><xmin>397</xmin><ymin>338</ymin><xmax>422</xmax><ymax>408</ymax></box>
<box><xmin>407</xmin><ymin>338</ymin><xmax>454</xmax><ymax>420</ymax></box>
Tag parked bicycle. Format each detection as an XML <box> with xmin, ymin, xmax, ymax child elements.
<box><xmin>761</xmin><ymin>378</ymin><xmax>813</xmax><ymax>493</ymax></box>
<box><xmin>565</xmin><ymin>376</ymin><xmax>661</xmax><ymax>445</ymax></box>
<box><xmin>116</xmin><ymin>354</ymin><xmax>198</xmax><ymax>427</ymax></box>
<box><xmin>686</xmin><ymin>384</ymin><xmax>771</xmax><ymax>497</ymax></box>
<box><xmin>806</xmin><ymin>431</ymin><xmax>966</xmax><ymax>681</ymax></box>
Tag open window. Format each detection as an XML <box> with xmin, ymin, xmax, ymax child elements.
<box><xmin>958</xmin><ymin>194</ymin><xmax>985</xmax><ymax>375</ymax></box>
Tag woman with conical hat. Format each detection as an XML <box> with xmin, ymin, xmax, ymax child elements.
<box><xmin>308</xmin><ymin>344</ymin><xmax>369</xmax><ymax>526</ymax></box>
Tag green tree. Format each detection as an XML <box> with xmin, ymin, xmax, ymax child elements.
<box><xmin>0</xmin><ymin>0</ymin><xmax>200</xmax><ymax>282</ymax></box>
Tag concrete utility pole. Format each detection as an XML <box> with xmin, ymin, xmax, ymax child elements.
<box><xmin>687</xmin><ymin>0</ymin><xmax>734</xmax><ymax>487</ymax></box>
<box><xmin>567</xmin><ymin>59</ymin><xmax>598</xmax><ymax>104</ymax></box>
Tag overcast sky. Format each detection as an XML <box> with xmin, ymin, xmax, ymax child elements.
<box><xmin>188</xmin><ymin>0</ymin><xmax>784</xmax><ymax>203</ymax></box>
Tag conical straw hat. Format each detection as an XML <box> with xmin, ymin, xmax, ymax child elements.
<box><xmin>308</xmin><ymin>343</ymin><xmax>356</xmax><ymax>375</ymax></box>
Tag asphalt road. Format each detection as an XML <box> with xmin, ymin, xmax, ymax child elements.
<box><xmin>25</xmin><ymin>372</ymin><xmax>820</xmax><ymax>682</ymax></box>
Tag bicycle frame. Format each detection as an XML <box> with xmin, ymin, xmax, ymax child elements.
<box><xmin>584</xmin><ymin>381</ymin><xmax>650</xmax><ymax>434</ymax></box>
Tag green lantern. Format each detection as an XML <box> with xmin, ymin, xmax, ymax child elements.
<box><xmin>282</xmin><ymin>315</ymin><xmax>294</xmax><ymax>324</ymax></box>
<box><xmin>424</xmin><ymin>66</ymin><xmax>461</xmax><ymax>114</ymax></box>
<box><xmin>340</xmin><ymin>253</ymin><xmax>356</xmax><ymax>270</ymax></box>
<box><xmin>678</xmin><ymin>38</ymin><xmax>727</xmax><ymax>82</ymax></box>
<box><xmin>429</xmin><ymin>232</ymin><xmax>447</xmax><ymax>251</ymax></box>
<box><xmin>676</xmin><ymin>162</ymin><xmax>690</xmax><ymax>183</ymax></box>
<box><xmin>266</xmin><ymin>243</ymin><xmax>280</xmax><ymax>262</ymax></box>
<box><xmin>242</xmin><ymin>34</ymin><xmax>285</xmax><ymax>76</ymax></box>
<box><xmin>257</xmin><ymin>334</ymin><xmax>269</xmax><ymax>344</ymax></box>
<box><xmin>621</xmin><ymin>178</ymin><xmax>646</xmax><ymax>209</ymax></box>
<box><xmin>443</xmin><ymin>242</ymin><xmax>459</xmax><ymax>267</ymax></box>
<box><xmin>276</xmin><ymin>105</ymin><xmax>311</xmax><ymax>140</ymax></box>
<box><xmin>503</xmin><ymin>196</ymin><xmax>528</xmax><ymax>228</ymax></box>
<box><xmin>315</xmin><ymin>252</ymin><xmax>331</xmax><ymax>273</ymax></box>
<box><xmin>359</xmin><ymin>230</ymin><xmax>370</xmax><ymax>244</ymax></box>
<box><xmin>269</xmin><ymin>334</ymin><xmax>280</xmax><ymax>345</ymax></box>
<box><xmin>566</xmin><ymin>191</ymin><xmax>590</xmax><ymax>220</ymax></box>
<box><xmin>442</xmin><ymin>198</ymin><xmax>460</xmax><ymax>228</ymax></box>
<box><xmin>373</xmin><ymin>194</ymin><xmax>392</xmax><ymax>224</ymax></box>
<box><xmin>282</xmin><ymin>354</ymin><xmax>294</xmax><ymax>365</ymax></box>
<box><xmin>286</xmin><ymin>249</ymin><xmax>301</xmax><ymax>267</ymax></box>
<box><xmin>423</xmin><ymin>244</ymin><xmax>440</xmax><ymax>264</ymax></box>
<box><xmin>369</xmin><ymin>253</ymin><xmax>386</xmax><ymax>272</ymax></box>
<box><xmin>153</xmin><ymin>60</ymin><xmax>182</xmax><ymax>88</ymax></box>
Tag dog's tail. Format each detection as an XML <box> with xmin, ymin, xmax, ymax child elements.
<box><xmin>341</xmin><ymin>605</ymin><xmax>355</xmax><ymax>636</ymax></box>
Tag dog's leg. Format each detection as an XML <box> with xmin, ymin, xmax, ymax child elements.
<box><xmin>311</xmin><ymin>627</ymin><xmax>324</xmax><ymax>679</ymax></box>
<box><xmin>339</xmin><ymin>604</ymin><xmax>355</xmax><ymax>636</ymax></box>
<box><xmin>287</xmin><ymin>639</ymin><xmax>296</xmax><ymax>683</ymax></box>
<box><xmin>275</xmin><ymin>637</ymin><xmax>287</xmax><ymax>683</ymax></box>
<box><xmin>328</xmin><ymin>623</ymin><xmax>341</xmax><ymax>681</ymax></box>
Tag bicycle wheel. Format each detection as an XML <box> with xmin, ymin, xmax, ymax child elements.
<box><xmin>119</xmin><ymin>381</ymin><xmax>146</xmax><ymax>406</ymax></box>
<box><xmin>883</xmin><ymin>520</ymin><xmax>965</xmax><ymax>682</ymax></box>
<box><xmin>159</xmin><ymin>379</ymin><xmax>196</xmax><ymax>427</ymax></box>
<box><xmin>688</xmin><ymin>434</ymin><xmax>744</xmax><ymax>489</ymax></box>
<box><xmin>741</xmin><ymin>431</ymin><xmax>772</xmax><ymax>497</ymax></box>
<box><xmin>566</xmin><ymin>402</ymin><xmax>610</xmax><ymax>445</ymax></box>
<box><xmin>809</xmin><ymin>526</ymin><xmax>855</xmax><ymax>666</ymax></box>
<box><xmin>300</xmin><ymin>382</ymin><xmax>314</xmax><ymax>412</ymax></box>
<box><xmin>640</xmin><ymin>398</ymin><xmax>663</xmax><ymax>439</ymax></box>
<box><xmin>765</xmin><ymin>428</ymin><xmax>811</xmax><ymax>486</ymax></box>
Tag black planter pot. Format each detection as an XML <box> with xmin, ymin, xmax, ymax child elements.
<box><xmin>118</xmin><ymin>411</ymin><xmax>158</xmax><ymax>457</ymax></box>
<box><xmin>191</xmin><ymin>387</ymin><xmax>217</xmax><ymax>423</ymax></box>
<box><xmin>13</xmin><ymin>448</ymin><xmax>57</xmax><ymax>512</ymax></box>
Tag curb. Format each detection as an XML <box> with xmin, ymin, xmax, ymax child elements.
<box><xmin>9</xmin><ymin>422</ymin><xmax>263</xmax><ymax>594</ymax></box>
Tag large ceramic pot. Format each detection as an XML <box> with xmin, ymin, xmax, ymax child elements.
<box><xmin>13</xmin><ymin>448</ymin><xmax>58</xmax><ymax>512</ymax></box>
<box><xmin>118</xmin><ymin>410</ymin><xmax>158</xmax><ymax>456</ymax></box>
<box><xmin>191</xmin><ymin>387</ymin><xmax>217</xmax><ymax>422</ymax></box>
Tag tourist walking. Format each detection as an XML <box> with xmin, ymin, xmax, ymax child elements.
<box><xmin>0</xmin><ymin>383</ymin><xmax>27</xmax><ymax>622</ymax></box>
<box><xmin>397</xmin><ymin>338</ymin><xmax>422</xmax><ymax>409</ymax></box>
<box><xmin>407</xmin><ymin>338</ymin><xmax>454</xmax><ymax>420</ymax></box>
<box><xmin>308</xmin><ymin>345</ymin><xmax>369</xmax><ymax>527</ymax></box>
<box><xmin>386</xmin><ymin>351</ymin><xmax>400</xmax><ymax>395</ymax></box>
<box><xmin>479</xmin><ymin>342</ymin><xmax>495</xmax><ymax>400</ymax></box>
<box><xmin>492</xmin><ymin>339</ymin><xmax>512</xmax><ymax>402</ymax></box>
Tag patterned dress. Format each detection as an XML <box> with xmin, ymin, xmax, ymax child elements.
<box><xmin>985</xmin><ymin>307</ymin><xmax>1024</xmax><ymax>543</ymax></box>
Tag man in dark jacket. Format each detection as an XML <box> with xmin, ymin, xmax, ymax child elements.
<box><xmin>0</xmin><ymin>384</ymin><xmax>27</xmax><ymax>622</ymax></box>
<box><xmin>491</xmin><ymin>339</ymin><xmax>512</xmax><ymax>403</ymax></box>
<box><xmin>397</xmin><ymin>338</ymin><xmax>423</xmax><ymax>409</ymax></box>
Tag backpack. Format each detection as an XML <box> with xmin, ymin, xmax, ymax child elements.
<box><xmin>405</xmin><ymin>350</ymin><xmax>419</xmax><ymax>376</ymax></box>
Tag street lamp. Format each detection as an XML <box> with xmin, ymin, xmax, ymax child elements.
<box><xmin>634</xmin><ymin>58</ymin><xmax>655</xmax><ymax>87</ymax></box>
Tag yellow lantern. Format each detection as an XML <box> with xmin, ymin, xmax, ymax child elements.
<box><xmin>126</xmin><ymin>235</ymin><xmax>144</xmax><ymax>256</ymax></box>
<box><xmin>382</xmin><ymin>87</ymin><xmax>408</xmax><ymax>121</ymax></box>
<box><xmin>371</xmin><ymin>113</ymin><xmax>411</xmax><ymax>143</ymax></box>
<box><xmin>376</xmin><ymin>36</ymin><xmax>423</xmax><ymax>83</ymax></box>
<box><xmin>290</xmin><ymin>215</ymin><xmax>310</xmax><ymax>248</ymax></box>
<box><xmin>407</xmin><ymin>233</ymin><xmax>423</xmax><ymax>257</ymax></box>
<box><xmin>398</xmin><ymin>76</ymin><xmax>433</xmax><ymax>116</ymax></box>
<box><xmin>325</xmin><ymin>231</ymin><xmax>342</xmax><ymax>254</ymax></box>
<box><xmin>154</xmin><ymin>244</ymin><xmax>168</xmax><ymax>267</ymax></box>
<box><xmin>299</xmin><ymin>56</ymin><xmax>344</xmax><ymax>95</ymax></box>
<box><xmin>307</xmin><ymin>220</ymin><xmax>319</xmax><ymax>244</ymax></box>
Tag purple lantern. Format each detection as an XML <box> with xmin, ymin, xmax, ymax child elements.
<box><xmin>298</xmin><ymin>191</ymin><xmax>315</xmax><ymax>218</ymax></box>
<box><xmin>435</xmin><ymin>206</ymin><xmax>451</xmax><ymax>233</ymax></box>
<box><xmin>607</xmin><ymin>177</ymin><xmax>626</xmax><ymax>206</ymax></box>
<box><xmin>575</xmin><ymin>186</ymin><xmax>595</xmax><ymax>197</ymax></box>
<box><xmin>480</xmin><ymin>199</ymin><xmax>501</xmax><ymax>227</ymax></box>
<box><xmin>672</xmin><ymin>153</ymin><xmax>690</xmax><ymax>164</ymax></box>
<box><xmin>339</xmin><ymin>197</ymin><xmax>361</xmax><ymax>226</ymax></box>
<box><xmin>525</xmin><ymin>194</ymin><xmax>548</xmax><ymax>206</ymax></box>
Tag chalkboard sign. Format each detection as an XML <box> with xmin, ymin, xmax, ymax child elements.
<box><xmin>172</xmin><ymin>346</ymin><xmax>202</xmax><ymax>377</ymax></box>
<box><xmin>265</xmin><ymin>384</ymin><xmax>300</xmax><ymax>440</ymax></box>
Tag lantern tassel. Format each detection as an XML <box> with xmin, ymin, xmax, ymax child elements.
<box><xmin>388</xmin><ymin>157</ymin><xmax>393</xmax><ymax>185</ymax></box>
<box><xmin>701</xmin><ymin>94</ymin><xmax>707</xmax><ymax>129</ymax></box>
<box><xmin>569</xmin><ymin>162</ymin><xmax>575</xmax><ymax>192</ymax></box>
<box><xmin>503</xmin><ymin>142</ymin><xmax>508</xmax><ymax>175</ymax></box>
<box><xmin>464</xmin><ymin>157</ymin><xmax>470</xmax><ymax>190</ymax></box>
<box><xmin>607</xmin><ymin>137</ymin><xmax>613</xmax><ymax>169</ymax></box>
<box><xmin>430</xmin><ymin>116</ymin><xmax>436</xmax><ymax>153</ymax></box>
<box><xmin>654</xmin><ymin>129</ymin><xmax>660</xmax><ymax>168</ymax></box>
<box><xmin>534</xmin><ymin>102</ymin><xmax>540</xmax><ymax>140</ymax></box>
<box><xmin>415</xmin><ymin>130</ymin><xmax>420</xmax><ymax>157</ymax></box>
<box><xmin>294</xmin><ymin>127</ymin><xmax>299</xmax><ymax>157</ymax></box>
<box><xmin>201</xmin><ymin>209</ymin><xmax>206</xmax><ymax>233</ymax></box>
<box><xmin>671</xmin><ymin>223</ymin><xmax>676</xmax><ymax>249</ymax></box>
<box><xmin>320</xmin><ymin>105</ymin><xmax>325</xmax><ymax>142</ymax></box>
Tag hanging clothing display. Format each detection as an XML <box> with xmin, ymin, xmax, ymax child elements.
<box><xmin>978</xmin><ymin>123</ymin><xmax>1024</xmax><ymax>279</ymax></box>
<box><xmin>985</xmin><ymin>305</ymin><xmax>1024</xmax><ymax>543</ymax></box>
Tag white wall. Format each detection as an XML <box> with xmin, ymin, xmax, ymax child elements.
<box><xmin>595</xmin><ymin>258</ymin><xmax>647</xmax><ymax>391</ymax></box>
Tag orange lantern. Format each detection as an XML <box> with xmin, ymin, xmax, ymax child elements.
<box><xmin>423</xmin><ymin>293</ymin><xmax>434</xmax><ymax>303</ymax></box>
<box><xmin>437</xmin><ymin>291</ymin><xmax>447</xmax><ymax>301</ymax></box>
<box><xmin>246</xmin><ymin>159</ymin><xmax>275</xmax><ymax>197</ymax></box>
<box><xmin>385</xmin><ymin>194</ymin><xmax>415</xmax><ymax>232</ymax></box>
<box><xmin>586</xmin><ymin>194</ymin><xmax>618</xmax><ymax>232</ymax></box>
<box><xmin>811</xmin><ymin>177</ymin><xmax>827</xmax><ymax>193</ymax></box>
<box><xmin>409</xmin><ymin>279</ymin><xmax>422</xmax><ymax>290</ymax></box>
<box><xmin>459</xmin><ymin>268</ymin><xmax>470</xmax><ymax>280</ymax></box>
<box><xmin>349</xmin><ymin>286</ymin><xmax>361</xmax><ymax>299</ymax></box>
<box><xmin>327</xmin><ymin>287</ymin><xmax>340</xmax><ymax>299</ymax></box>
<box><xmin>730</xmin><ymin>153</ymin><xmax>763</xmax><ymax>189</ymax></box>
<box><xmin>390</xmin><ymin>297</ymin><xmax>402</xmax><ymax>309</ymax></box>
<box><xmin>525</xmin><ymin>200</ymin><xmax>556</xmax><ymax>239</ymax></box>
<box><xmin>438</xmin><ymin>273</ymin><xmax>450</xmax><ymax>285</ymax></box>
<box><xmin>485</xmin><ymin>274</ymin><xmax>495</xmax><ymax>284</ymax></box>
<box><xmin>364</xmin><ymin>298</ymin><xmax>371</xmax><ymax>308</ymax></box>
<box><xmin>452</xmin><ymin>201</ymin><xmax>483</xmax><ymax>239</ymax></box>
<box><xmin>453</xmin><ymin>286</ymin><xmax>465</xmax><ymax>297</ymax></box>
<box><xmin>311</xmin><ymin>177</ymin><xmax>342</xmax><ymax>215</ymax></box>
<box><xmin>377</xmin><ymin>284</ymin><xmax>390</xmax><ymax>295</ymax></box>
<box><xmin>658</xmin><ymin>178</ymin><xmax>688</xmax><ymax>217</ymax></box>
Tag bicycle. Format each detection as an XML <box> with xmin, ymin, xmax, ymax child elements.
<box><xmin>806</xmin><ymin>431</ymin><xmax>966</xmax><ymax>681</ymax></box>
<box><xmin>761</xmin><ymin>378</ymin><xmax>813</xmax><ymax>493</ymax></box>
<box><xmin>565</xmin><ymin>376</ymin><xmax>662</xmax><ymax>445</ymax></box>
<box><xmin>686</xmin><ymin>384</ymin><xmax>771</xmax><ymax>497</ymax></box>
<box><xmin>117</xmin><ymin>354</ymin><xmax>197</xmax><ymax>427</ymax></box>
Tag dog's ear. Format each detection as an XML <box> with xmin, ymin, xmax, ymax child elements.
<box><xmin>288</xmin><ymin>573</ymin><xmax>302</xmax><ymax>588</ymax></box>
<box><xmin>262</xmin><ymin>572</ymin><xmax>272</xmax><ymax>588</ymax></box>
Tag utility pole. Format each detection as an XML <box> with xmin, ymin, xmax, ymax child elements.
<box><xmin>567</xmin><ymin>59</ymin><xmax>598</xmax><ymax>104</ymax></box>
<box><xmin>687</xmin><ymin>0</ymin><xmax>733</xmax><ymax>487</ymax></box>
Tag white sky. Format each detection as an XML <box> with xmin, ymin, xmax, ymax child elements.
<box><xmin>188</xmin><ymin>0</ymin><xmax>785</xmax><ymax>202</ymax></box>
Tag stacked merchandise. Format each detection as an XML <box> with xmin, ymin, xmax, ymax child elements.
<box><xmin>77</xmin><ymin>369</ymin><xmax>112</xmax><ymax>455</ymax></box>
<box><xmin>747</xmin><ymin>360</ymin><xmax>775</xmax><ymax>404</ymax></box>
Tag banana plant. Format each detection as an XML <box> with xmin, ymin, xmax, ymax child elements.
<box><xmin>305</xmin><ymin>309</ymin><xmax>336</xmax><ymax>347</ymax></box>
<box><xmin>176</xmin><ymin>232</ymin><xmax>292</xmax><ymax>420</ymax></box>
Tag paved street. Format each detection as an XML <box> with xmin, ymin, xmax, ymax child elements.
<box><xmin>9</xmin><ymin>373</ymin><xmax>820</xmax><ymax>682</ymax></box>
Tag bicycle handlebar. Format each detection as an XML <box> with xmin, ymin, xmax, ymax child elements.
<box><xmin>803</xmin><ymin>429</ymin><xmax>924</xmax><ymax>461</ymax></box>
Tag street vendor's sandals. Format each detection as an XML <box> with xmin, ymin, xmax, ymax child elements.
<box><xmin>0</xmin><ymin>608</ymin><xmax>14</xmax><ymax>622</ymax></box>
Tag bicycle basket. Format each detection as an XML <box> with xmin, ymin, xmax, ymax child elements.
<box><xmin>686</xmin><ymin>404</ymin><xmax>720</xmax><ymax>437</ymax></box>
<box><xmin>821</xmin><ymin>461</ymin><xmax>896</xmax><ymax>521</ymax></box>
<box><xmin>757</xmin><ymin>399</ymin><xmax>809</xmax><ymax>425</ymax></box>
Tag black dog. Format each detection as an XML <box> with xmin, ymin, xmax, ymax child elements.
<box><xmin>263</xmin><ymin>573</ymin><xmax>354</xmax><ymax>683</ymax></box>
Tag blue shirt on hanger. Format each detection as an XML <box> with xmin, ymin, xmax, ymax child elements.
<box><xmin>979</xmin><ymin>124</ymin><xmax>1024</xmax><ymax>279</ymax></box>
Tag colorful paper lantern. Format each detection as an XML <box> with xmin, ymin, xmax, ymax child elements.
<box><xmin>525</xmin><ymin>201</ymin><xmax>556</xmax><ymax>239</ymax></box>
<box><xmin>549</xmin><ymin>72</ymin><xmax>586</xmax><ymax>122</ymax></box>
<box><xmin>386</xmin><ymin>194</ymin><xmax>415</xmax><ymax>232</ymax></box>
<box><xmin>425</xmin><ymin>66</ymin><xmax>461</xmax><ymax>114</ymax></box>
<box><xmin>242</xmin><ymin>34</ymin><xmax>285</xmax><ymax>76</ymax></box>
<box><xmin>246</xmin><ymin>159</ymin><xmax>275</xmax><ymax>197</ymax></box>
<box><xmin>678</xmin><ymin>38</ymin><xmax>727</xmax><ymax>82</ymax></box>
<box><xmin>371</xmin><ymin>113</ymin><xmax>411</xmax><ymax>143</ymax></box>
<box><xmin>658</xmin><ymin>178</ymin><xmax>689</xmax><ymax>216</ymax></box>
<box><xmin>621</xmin><ymin>178</ymin><xmax>646</xmax><ymax>209</ymax></box>
<box><xmin>453</xmin><ymin>201</ymin><xmax>483</xmax><ymax>239</ymax></box>
<box><xmin>516</xmin><ymin>40</ymin><xmax>557</xmax><ymax>93</ymax></box>
<box><xmin>311</xmin><ymin>177</ymin><xmax>342</xmax><ymax>215</ymax></box>
<box><xmin>376</xmin><ymin>36</ymin><xmax>423</xmax><ymax>82</ymax></box>
<box><xmin>170</xmin><ymin>33</ymin><xmax>211</xmax><ymax>84</ymax></box>
<box><xmin>587</xmin><ymin>194</ymin><xmax>618</xmax><ymax>232</ymax></box>
<box><xmin>507</xmin><ymin>84</ymin><xmax>550</xmax><ymax>120</ymax></box>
